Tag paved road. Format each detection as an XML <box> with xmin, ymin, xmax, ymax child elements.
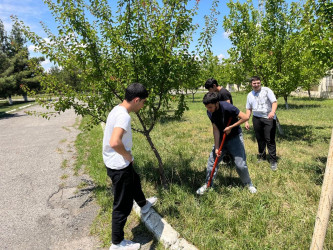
<box><xmin>0</xmin><ymin>105</ymin><xmax>103</xmax><ymax>250</ymax></box>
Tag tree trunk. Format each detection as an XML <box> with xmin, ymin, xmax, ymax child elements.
<box><xmin>192</xmin><ymin>92</ymin><xmax>195</xmax><ymax>102</ymax></box>
<box><xmin>310</xmin><ymin>129</ymin><xmax>333</xmax><ymax>250</ymax></box>
<box><xmin>135</xmin><ymin>112</ymin><xmax>167</xmax><ymax>188</ymax></box>
<box><xmin>284</xmin><ymin>96</ymin><xmax>289</xmax><ymax>109</ymax></box>
<box><xmin>143</xmin><ymin>131</ymin><xmax>168</xmax><ymax>188</ymax></box>
<box><xmin>308</xmin><ymin>89</ymin><xmax>311</xmax><ymax>98</ymax></box>
<box><xmin>23</xmin><ymin>95</ymin><xmax>28</xmax><ymax>102</ymax></box>
<box><xmin>8</xmin><ymin>96</ymin><xmax>13</xmax><ymax>105</ymax></box>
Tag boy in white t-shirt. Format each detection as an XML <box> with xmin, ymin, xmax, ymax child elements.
<box><xmin>245</xmin><ymin>76</ymin><xmax>278</xmax><ymax>171</ymax></box>
<box><xmin>103</xmin><ymin>83</ymin><xmax>157</xmax><ymax>250</ymax></box>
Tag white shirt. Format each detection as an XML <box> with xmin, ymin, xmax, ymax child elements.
<box><xmin>246</xmin><ymin>87</ymin><xmax>277</xmax><ymax>119</ymax></box>
<box><xmin>103</xmin><ymin>105</ymin><xmax>134</xmax><ymax>170</ymax></box>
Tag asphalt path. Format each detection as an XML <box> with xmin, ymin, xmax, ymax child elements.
<box><xmin>0</xmin><ymin>105</ymin><xmax>104</xmax><ymax>250</ymax></box>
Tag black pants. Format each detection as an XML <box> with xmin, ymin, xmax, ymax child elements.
<box><xmin>252</xmin><ymin>116</ymin><xmax>277</xmax><ymax>163</ymax></box>
<box><xmin>106</xmin><ymin>163</ymin><xmax>146</xmax><ymax>244</ymax></box>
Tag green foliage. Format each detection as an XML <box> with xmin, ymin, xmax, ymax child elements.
<box><xmin>223</xmin><ymin>0</ymin><xmax>332</xmax><ymax>106</ymax></box>
<box><xmin>13</xmin><ymin>0</ymin><xmax>220</xmax><ymax>185</ymax></box>
<box><xmin>0</xmin><ymin>20</ymin><xmax>44</xmax><ymax>100</ymax></box>
<box><xmin>14</xmin><ymin>0</ymin><xmax>206</xmax><ymax>125</ymax></box>
<box><xmin>48</xmin><ymin>66</ymin><xmax>83</xmax><ymax>91</ymax></box>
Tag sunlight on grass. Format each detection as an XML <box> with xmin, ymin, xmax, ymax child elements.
<box><xmin>75</xmin><ymin>92</ymin><xmax>333</xmax><ymax>249</ymax></box>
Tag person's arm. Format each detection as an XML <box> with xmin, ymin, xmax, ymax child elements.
<box><xmin>268</xmin><ymin>101</ymin><xmax>277</xmax><ymax>119</ymax></box>
<box><xmin>245</xmin><ymin>108</ymin><xmax>252</xmax><ymax>130</ymax></box>
<box><xmin>212</xmin><ymin>123</ymin><xmax>221</xmax><ymax>157</ymax></box>
<box><xmin>223</xmin><ymin>111</ymin><xmax>249</xmax><ymax>135</ymax></box>
<box><xmin>109</xmin><ymin>127</ymin><xmax>133</xmax><ymax>162</ymax></box>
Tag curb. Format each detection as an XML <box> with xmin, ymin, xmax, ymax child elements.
<box><xmin>132</xmin><ymin>202</ymin><xmax>198</xmax><ymax>250</ymax></box>
<box><xmin>5</xmin><ymin>103</ymin><xmax>34</xmax><ymax>114</ymax></box>
<box><xmin>101</xmin><ymin>122</ymin><xmax>198</xmax><ymax>249</ymax></box>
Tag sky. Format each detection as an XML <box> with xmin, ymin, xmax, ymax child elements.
<box><xmin>0</xmin><ymin>0</ymin><xmax>291</xmax><ymax>70</ymax></box>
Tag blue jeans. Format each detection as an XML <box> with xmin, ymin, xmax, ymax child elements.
<box><xmin>205</xmin><ymin>133</ymin><xmax>253</xmax><ymax>187</ymax></box>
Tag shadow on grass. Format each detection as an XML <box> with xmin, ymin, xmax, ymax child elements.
<box><xmin>132</xmin><ymin>224</ymin><xmax>158</xmax><ymax>249</ymax></box>
<box><xmin>277</xmin><ymin>103</ymin><xmax>321</xmax><ymax>110</ymax></box>
<box><xmin>311</xmin><ymin>156</ymin><xmax>327</xmax><ymax>186</ymax></box>
<box><xmin>244</xmin><ymin>123</ymin><xmax>330</xmax><ymax>144</ymax></box>
<box><xmin>137</xmin><ymin>153</ymin><xmax>244</xmax><ymax>196</ymax></box>
<box><xmin>159</xmin><ymin>115</ymin><xmax>183</xmax><ymax>124</ymax></box>
<box><xmin>290</xmin><ymin>97</ymin><xmax>329</xmax><ymax>102</ymax></box>
<box><xmin>0</xmin><ymin>112</ymin><xmax>26</xmax><ymax>120</ymax></box>
<box><xmin>276</xmin><ymin>124</ymin><xmax>331</xmax><ymax>143</ymax></box>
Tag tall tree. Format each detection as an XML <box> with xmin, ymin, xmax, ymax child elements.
<box><xmin>0</xmin><ymin>21</ymin><xmax>43</xmax><ymax>103</ymax></box>
<box><xmin>0</xmin><ymin>20</ymin><xmax>16</xmax><ymax>103</ymax></box>
<box><xmin>49</xmin><ymin>66</ymin><xmax>82</xmax><ymax>91</ymax></box>
<box><xmin>224</xmin><ymin>0</ymin><xmax>302</xmax><ymax>108</ymax></box>
<box><xmin>14</xmin><ymin>0</ymin><xmax>219</xmax><ymax>187</ymax></box>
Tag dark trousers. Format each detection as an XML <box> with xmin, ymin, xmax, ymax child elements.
<box><xmin>252</xmin><ymin>116</ymin><xmax>277</xmax><ymax>163</ymax></box>
<box><xmin>106</xmin><ymin>163</ymin><xmax>146</xmax><ymax>244</ymax></box>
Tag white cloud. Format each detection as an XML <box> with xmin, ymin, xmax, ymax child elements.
<box><xmin>41</xmin><ymin>58</ymin><xmax>51</xmax><ymax>66</ymax></box>
<box><xmin>218</xmin><ymin>54</ymin><xmax>225</xmax><ymax>60</ymax></box>
<box><xmin>43</xmin><ymin>37</ymin><xmax>51</xmax><ymax>43</ymax></box>
<box><xmin>223</xmin><ymin>30</ymin><xmax>232</xmax><ymax>39</ymax></box>
<box><xmin>2</xmin><ymin>20</ymin><xmax>12</xmax><ymax>32</ymax></box>
<box><xmin>28</xmin><ymin>44</ymin><xmax>36</xmax><ymax>52</ymax></box>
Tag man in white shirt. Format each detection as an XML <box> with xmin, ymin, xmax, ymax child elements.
<box><xmin>103</xmin><ymin>83</ymin><xmax>157</xmax><ymax>250</ymax></box>
<box><xmin>245</xmin><ymin>76</ymin><xmax>278</xmax><ymax>171</ymax></box>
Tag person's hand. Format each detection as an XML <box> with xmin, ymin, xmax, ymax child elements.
<box><xmin>268</xmin><ymin>111</ymin><xmax>275</xmax><ymax>119</ymax></box>
<box><xmin>223</xmin><ymin>126</ymin><xmax>232</xmax><ymax>135</ymax></box>
<box><xmin>215</xmin><ymin>148</ymin><xmax>221</xmax><ymax>157</ymax></box>
<box><xmin>245</xmin><ymin>121</ymin><xmax>250</xmax><ymax>130</ymax></box>
<box><xmin>124</xmin><ymin>151</ymin><xmax>133</xmax><ymax>163</ymax></box>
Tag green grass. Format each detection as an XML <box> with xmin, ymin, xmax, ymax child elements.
<box><xmin>75</xmin><ymin>92</ymin><xmax>333</xmax><ymax>249</ymax></box>
<box><xmin>0</xmin><ymin>100</ymin><xmax>35</xmax><ymax>116</ymax></box>
<box><xmin>0</xmin><ymin>94</ymin><xmax>56</xmax><ymax>117</ymax></box>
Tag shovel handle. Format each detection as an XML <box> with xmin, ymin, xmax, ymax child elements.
<box><xmin>207</xmin><ymin>117</ymin><xmax>233</xmax><ymax>188</ymax></box>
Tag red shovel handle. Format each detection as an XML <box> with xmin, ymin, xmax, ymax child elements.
<box><xmin>207</xmin><ymin>117</ymin><xmax>233</xmax><ymax>188</ymax></box>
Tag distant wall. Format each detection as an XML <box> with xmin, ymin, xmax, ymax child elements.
<box><xmin>291</xmin><ymin>69</ymin><xmax>333</xmax><ymax>99</ymax></box>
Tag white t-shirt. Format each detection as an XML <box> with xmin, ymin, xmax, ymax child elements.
<box><xmin>246</xmin><ymin>87</ymin><xmax>277</xmax><ymax>119</ymax></box>
<box><xmin>103</xmin><ymin>105</ymin><xmax>134</xmax><ymax>170</ymax></box>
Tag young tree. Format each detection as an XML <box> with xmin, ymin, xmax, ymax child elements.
<box><xmin>224</xmin><ymin>0</ymin><xmax>305</xmax><ymax>108</ymax></box>
<box><xmin>298</xmin><ymin>0</ymin><xmax>333</xmax><ymax>97</ymax></box>
<box><xmin>14</xmin><ymin>0</ymin><xmax>218</xmax><ymax>187</ymax></box>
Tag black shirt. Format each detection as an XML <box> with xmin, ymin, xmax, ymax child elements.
<box><xmin>207</xmin><ymin>101</ymin><xmax>241</xmax><ymax>140</ymax></box>
<box><xmin>218</xmin><ymin>88</ymin><xmax>233</xmax><ymax>104</ymax></box>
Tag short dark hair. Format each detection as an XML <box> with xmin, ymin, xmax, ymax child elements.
<box><xmin>125</xmin><ymin>83</ymin><xmax>149</xmax><ymax>102</ymax></box>
<box><xmin>203</xmin><ymin>92</ymin><xmax>219</xmax><ymax>105</ymax></box>
<box><xmin>250</xmin><ymin>76</ymin><xmax>261</xmax><ymax>83</ymax></box>
<box><xmin>204</xmin><ymin>78</ymin><xmax>219</xmax><ymax>89</ymax></box>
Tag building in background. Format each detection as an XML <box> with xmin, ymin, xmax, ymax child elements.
<box><xmin>291</xmin><ymin>69</ymin><xmax>333</xmax><ymax>98</ymax></box>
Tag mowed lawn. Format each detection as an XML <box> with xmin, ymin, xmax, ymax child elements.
<box><xmin>76</xmin><ymin>91</ymin><xmax>333</xmax><ymax>249</ymax></box>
